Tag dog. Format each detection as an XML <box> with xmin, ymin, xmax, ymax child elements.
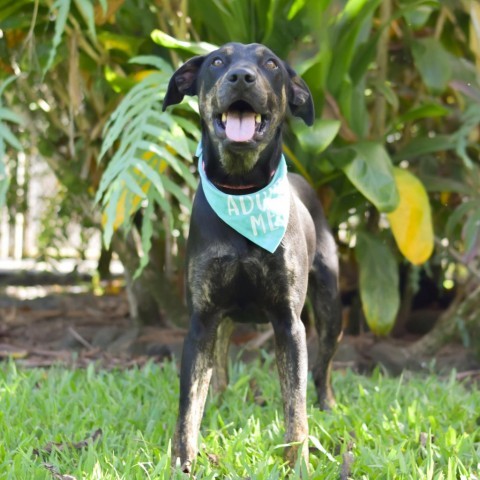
<box><xmin>163</xmin><ymin>42</ymin><xmax>342</xmax><ymax>472</ymax></box>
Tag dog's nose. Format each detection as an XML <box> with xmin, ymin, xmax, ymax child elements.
<box><xmin>227</xmin><ymin>68</ymin><xmax>257</xmax><ymax>86</ymax></box>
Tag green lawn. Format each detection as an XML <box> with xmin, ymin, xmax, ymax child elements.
<box><xmin>1</xmin><ymin>357</ymin><xmax>479</xmax><ymax>479</ymax></box>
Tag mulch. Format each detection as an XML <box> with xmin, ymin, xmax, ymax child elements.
<box><xmin>1</xmin><ymin>284</ymin><xmax>479</xmax><ymax>382</ymax></box>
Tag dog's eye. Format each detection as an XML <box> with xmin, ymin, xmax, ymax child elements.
<box><xmin>212</xmin><ymin>57</ymin><xmax>224</xmax><ymax>67</ymax></box>
<box><xmin>265</xmin><ymin>59</ymin><xmax>278</xmax><ymax>70</ymax></box>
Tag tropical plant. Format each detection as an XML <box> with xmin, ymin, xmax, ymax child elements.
<box><xmin>1</xmin><ymin>0</ymin><xmax>479</xmax><ymax>351</ymax></box>
<box><xmin>138</xmin><ymin>0</ymin><xmax>480</xmax><ymax>348</ymax></box>
<box><xmin>0</xmin><ymin>0</ymin><xmax>197</xmax><ymax>324</ymax></box>
<box><xmin>96</xmin><ymin>55</ymin><xmax>200</xmax><ymax>277</ymax></box>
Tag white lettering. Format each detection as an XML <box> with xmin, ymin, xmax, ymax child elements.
<box><xmin>227</xmin><ymin>196</ymin><xmax>240</xmax><ymax>216</ymax></box>
<box><xmin>255</xmin><ymin>192</ymin><xmax>269</xmax><ymax>211</ymax></box>
<box><xmin>250</xmin><ymin>214</ymin><xmax>267</xmax><ymax>236</ymax></box>
<box><xmin>266</xmin><ymin>210</ymin><xmax>280</xmax><ymax>231</ymax></box>
<box><xmin>240</xmin><ymin>196</ymin><xmax>254</xmax><ymax>215</ymax></box>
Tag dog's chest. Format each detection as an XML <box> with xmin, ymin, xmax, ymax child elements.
<box><xmin>187</xmin><ymin>242</ymin><xmax>304</xmax><ymax>317</ymax></box>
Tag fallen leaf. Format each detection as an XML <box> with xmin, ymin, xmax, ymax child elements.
<box><xmin>34</xmin><ymin>429</ymin><xmax>102</xmax><ymax>457</ymax></box>
<box><xmin>42</xmin><ymin>463</ymin><xmax>77</xmax><ymax>480</ymax></box>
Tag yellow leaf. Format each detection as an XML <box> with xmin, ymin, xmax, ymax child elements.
<box><xmin>387</xmin><ymin>168</ymin><xmax>434</xmax><ymax>265</ymax></box>
<box><xmin>440</xmin><ymin>191</ymin><xmax>450</xmax><ymax>206</ymax></box>
<box><xmin>101</xmin><ymin>184</ymin><xmax>145</xmax><ymax>232</ymax></box>
<box><xmin>102</xmin><ymin>189</ymin><xmax>126</xmax><ymax>231</ymax></box>
<box><xmin>132</xmin><ymin>70</ymin><xmax>156</xmax><ymax>82</ymax></box>
<box><xmin>470</xmin><ymin>2</ymin><xmax>480</xmax><ymax>73</ymax></box>
<box><xmin>101</xmin><ymin>151</ymin><xmax>167</xmax><ymax>231</ymax></box>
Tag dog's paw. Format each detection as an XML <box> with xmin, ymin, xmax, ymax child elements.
<box><xmin>180</xmin><ymin>460</ymin><xmax>192</xmax><ymax>474</ymax></box>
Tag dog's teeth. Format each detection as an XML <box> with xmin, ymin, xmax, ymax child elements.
<box><xmin>222</xmin><ymin>113</ymin><xmax>227</xmax><ymax>124</ymax></box>
<box><xmin>255</xmin><ymin>114</ymin><xmax>261</xmax><ymax>124</ymax></box>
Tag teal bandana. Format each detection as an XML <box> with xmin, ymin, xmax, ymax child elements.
<box><xmin>196</xmin><ymin>144</ymin><xmax>290</xmax><ymax>253</ymax></box>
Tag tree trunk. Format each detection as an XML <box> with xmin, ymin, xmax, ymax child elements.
<box><xmin>113</xmin><ymin>233</ymin><xmax>188</xmax><ymax>328</ymax></box>
<box><xmin>405</xmin><ymin>281</ymin><xmax>480</xmax><ymax>358</ymax></box>
<box><xmin>97</xmin><ymin>244</ymin><xmax>113</xmax><ymax>280</ymax></box>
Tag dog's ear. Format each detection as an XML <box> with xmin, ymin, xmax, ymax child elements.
<box><xmin>285</xmin><ymin>64</ymin><xmax>315</xmax><ymax>126</ymax></box>
<box><xmin>162</xmin><ymin>55</ymin><xmax>206</xmax><ymax>111</ymax></box>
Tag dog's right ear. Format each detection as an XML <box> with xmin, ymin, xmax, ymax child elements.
<box><xmin>162</xmin><ymin>55</ymin><xmax>206</xmax><ymax>111</ymax></box>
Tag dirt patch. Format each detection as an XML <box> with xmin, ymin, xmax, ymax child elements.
<box><xmin>1</xmin><ymin>284</ymin><xmax>479</xmax><ymax>381</ymax></box>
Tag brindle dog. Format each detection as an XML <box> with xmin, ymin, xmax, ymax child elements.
<box><xmin>163</xmin><ymin>42</ymin><xmax>342</xmax><ymax>472</ymax></box>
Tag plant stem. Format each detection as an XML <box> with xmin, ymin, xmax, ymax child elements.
<box><xmin>373</xmin><ymin>0</ymin><xmax>391</xmax><ymax>139</ymax></box>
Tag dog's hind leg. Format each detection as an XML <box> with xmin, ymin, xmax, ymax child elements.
<box><xmin>211</xmin><ymin>317</ymin><xmax>234</xmax><ymax>395</ymax></box>
<box><xmin>309</xmin><ymin>234</ymin><xmax>343</xmax><ymax>410</ymax></box>
<box><xmin>173</xmin><ymin>313</ymin><xmax>221</xmax><ymax>472</ymax></box>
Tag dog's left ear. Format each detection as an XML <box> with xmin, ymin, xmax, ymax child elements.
<box><xmin>162</xmin><ymin>55</ymin><xmax>206</xmax><ymax>111</ymax></box>
<box><xmin>285</xmin><ymin>64</ymin><xmax>315</xmax><ymax>126</ymax></box>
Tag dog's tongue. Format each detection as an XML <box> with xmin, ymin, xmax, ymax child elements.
<box><xmin>225</xmin><ymin>111</ymin><xmax>255</xmax><ymax>142</ymax></box>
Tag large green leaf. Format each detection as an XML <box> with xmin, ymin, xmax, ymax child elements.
<box><xmin>394</xmin><ymin>135</ymin><xmax>453</xmax><ymax>160</ymax></box>
<box><xmin>402</xmin><ymin>3</ymin><xmax>434</xmax><ymax>29</ymax></box>
<box><xmin>151</xmin><ymin>30</ymin><xmax>216</xmax><ymax>55</ymax></box>
<box><xmin>396</xmin><ymin>103</ymin><xmax>450</xmax><ymax>124</ymax></box>
<box><xmin>291</xmin><ymin>119</ymin><xmax>340</xmax><ymax>155</ymax></box>
<box><xmin>327</xmin><ymin>0</ymin><xmax>381</xmax><ymax>96</ymax></box>
<box><xmin>355</xmin><ymin>231</ymin><xmax>400</xmax><ymax>336</ymax></box>
<box><xmin>338</xmin><ymin>142</ymin><xmax>399</xmax><ymax>212</ymax></box>
<box><xmin>411</xmin><ymin>38</ymin><xmax>453</xmax><ymax>93</ymax></box>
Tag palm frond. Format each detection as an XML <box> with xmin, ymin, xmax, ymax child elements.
<box><xmin>98</xmin><ymin>58</ymin><xmax>200</xmax><ymax>274</ymax></box>
<box><xmin>0</xmin><ymin>77</ymin><xmax>23</xmax><ymax>207</ymax></box>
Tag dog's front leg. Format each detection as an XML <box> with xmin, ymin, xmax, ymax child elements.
<box><xmin>272</xmin><ymin>314</ymin><xmax>309</xmax><ymax>467</ymax></box>
<box><xmin>173</xmin><ymin>313</ymin><xmax>219</xmax><ymax>472</ymax></box>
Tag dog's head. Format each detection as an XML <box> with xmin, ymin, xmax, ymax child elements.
<box><xmin>163</xmin><ymin>43</ymin><xmax>314</xmax><ymax>175</ymax></box>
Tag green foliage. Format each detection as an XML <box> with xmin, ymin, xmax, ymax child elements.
<box><xmin>1</xmin><ymin>0</ymin><xmax>479</xmax><ymax>334</ymax></box>
<box><xmin>150</xmin><ymin>30</ymin><xmax>216</xmax><ymax>55</ymax></box>
<box><xmin>0</xmin><ymin>76</ymin><xmax>22</xmax><ymax>208</ymax></box>
<box><xmin>187</xmin><ymin>0</ymin><xmax>311</xmax><ymax>58</ymax></box>
<box><xmin>411</xmin><ymin>37</ymin><xmax>453</xmax><ymax>93</ymax></box>
<box><xmin>43</xmin><ymin>0</ymin><xmax>72</xmax><ymax>74</ymax></box>
<box><xmin>280</xmin><ymin>0</ymin><xmax>480</xmax><ymax>335</ymax></box>
<box><xmin>355</xmin><ymin>231</ymin><xmax>400</xmax><ymax>336</ymax></box>
<box><xmin>96</xmin><ymin>56</ymin><xmax>200</xmax><ymax>276</ymax></box>
<box><xmin>337</xmin><ymin>142</ymin><xmax>400</xmax><ymax>213</ymax></box>
<box><xmin>291</xmin><ymin>118</ymin><xmax>340</xmax><ymax>156</ymax></box>
<box><xmin>97</xmin><ymin>0</ymin><xmax>480</xmax><ymax>334</ymax></box>
<box><xmin>37</xmin><ymin>185</ymin><xmax>97</xmax><ymax>261</ymax></box>
<box><xmin>1</xmin><ymin>361</ymin><xmax>479</xmax><ymax>478</ymax></box>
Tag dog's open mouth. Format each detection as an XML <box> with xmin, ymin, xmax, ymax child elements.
<box><xmin>215</xmin><ymin>101</ymin><xmax>268</xmax><ymax>143</ymax></box>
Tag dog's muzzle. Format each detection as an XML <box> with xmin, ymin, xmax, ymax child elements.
<box><xmin>214</xmin><ymin>100</ymin><xmax>269</xmax><ymax>143</ymax></box>
<box><xmin>213</xmin><ymin>69</ymin><xmax>270</xmax><ymax>144</ymax></box>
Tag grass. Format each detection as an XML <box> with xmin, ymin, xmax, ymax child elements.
<box><xmin>0</xmin><ymin>355</ymin><xmax>479</xmax><ymax>479</ymax></box>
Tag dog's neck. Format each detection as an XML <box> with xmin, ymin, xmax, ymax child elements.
<box><xmin>200</xmin><ymin>127</ymin><xmax>284</xmax><ymax>194</ymax></box>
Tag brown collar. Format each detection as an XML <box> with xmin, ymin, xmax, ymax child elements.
<box><xmin>211</xmin><ymin>181</ymin><xmax>259</xmax><ymax>191</ymax></box>
<box><xmin>204</xmin><ymin>162</ymin><xmax>276</xmax><ymax>192</ymax></box>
